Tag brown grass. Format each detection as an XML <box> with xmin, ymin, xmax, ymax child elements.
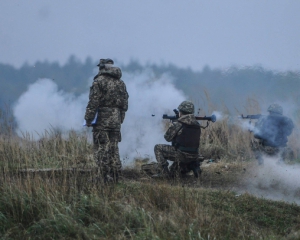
<box><xmin>1</xmin><ymin>101</ymin><xmax>300</xmax><ymax>239</ymax></box>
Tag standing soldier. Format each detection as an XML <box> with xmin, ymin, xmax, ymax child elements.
<box><xmin>252</xmin><ymin>103</ymin><xmax>294</xmax><ymax>165</ymax></box>
<box><xmin>84</xmin><ymin>58</ymin><xmax>129</xmax><ymax>183</ymax></box>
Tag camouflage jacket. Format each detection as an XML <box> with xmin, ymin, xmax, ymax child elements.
<box><xmin>164</xmin><ymin>114</ymin><xmax>200</xmax><ymax>142</ymax></box>
<box><xmin>253</xmin><ymin>113</ymin><xmax>294</xmax><ymax>147</ymax></box>
<box><xmin>84</xmin><ymin>65</ymin><xmax>129</xmax><ymax>131</ymax></box>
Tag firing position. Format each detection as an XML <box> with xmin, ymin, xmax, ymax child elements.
<box><xmin>250</xmin><ymin>104</ymin><xmax>294</xmax><ymax>165</ymax></box>
<box><xmin>154</xmin><ymin>101</ymin><xmax>202</xmax><ymax>178</ymax></box>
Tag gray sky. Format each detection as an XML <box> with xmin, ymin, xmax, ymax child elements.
<box><xmin>1</xmin><ymin>0</ymin><xmax>300</xmax><ymax>71</ymax></box>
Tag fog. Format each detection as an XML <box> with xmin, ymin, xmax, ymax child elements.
<box><xmin>1</xmin><ymin>1</ymin><xmax>300</xmax><ymax>72</ymax></box>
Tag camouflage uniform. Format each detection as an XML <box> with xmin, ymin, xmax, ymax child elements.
<box><xmin>251</xmin><ymin>104</ymin><xmax>294</xmax><ymax>164</ymax></box>
<box><xmin>154</xmin><ymin>101</ymin><xmax>201</xmax><ymax>177</ymax></box>
<box><xmin>85</xmin><ymin>59</ymin><xmax>129</xmax><ymax>181</ymax></box>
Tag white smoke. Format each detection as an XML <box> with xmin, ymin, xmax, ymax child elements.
<box><xmin>238</xmin><ymin>119</ymin><xmax>256</xmax><ymax>132</ymax></box>
<box><xmin>120</xmin><ymin>71</ymin><xmax>186</xmax><ymax>163</ymax></box>
<box><xmin>211</xmin><ymin>111</ymin><xmax>226</xmax><ymax>121</ymax></box>
<box><xmin>241</xmin><ymin>156</ymin><xmax>300</xmax><ymax>204</ymax></box>
<box><xmin>13</xmin><ymin>79</ymin><xmax>87</xmax><ymax>135</ymax></box>
<box><xmin>13</xmin><ymin>70</ymin><xmax>186</xmax><ymax>164</ymax></box>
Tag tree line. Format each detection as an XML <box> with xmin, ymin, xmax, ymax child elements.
<box><xmin>1</xmin><ymin>55</ymin><xmax>300</xmax><ymax>115</ymax></box>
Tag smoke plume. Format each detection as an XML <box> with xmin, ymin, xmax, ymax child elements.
<box><xmin>241</xmin><ymin>156</ymin><xmax>300</xmax><ymax>204</ymax></box>
<box><xmin>13</xmin><ymin>79</ymin><xmax>87</xmax><ymax>135</ymax></box>
<box><xmin>120</xmin><ymin>70</ymin><xmax>186</xmax><ymax>163</ymax></box>
<box><xmin>13</xmin><ymin>70</ymin><xmax>186</xmax><ymax>164</ymax></box>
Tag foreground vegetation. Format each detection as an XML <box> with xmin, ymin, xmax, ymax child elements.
<box><xmin>1</xmin><ymin>105</ymin><xmax>300</xmax><ymax>239</ymax></box>
<box><xmin>1</xmin><ymin>174</ymin><xmax>300</xmax><ymax>240</ymax></box>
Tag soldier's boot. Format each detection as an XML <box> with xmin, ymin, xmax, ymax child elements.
<box><xmin>162</xmin><ymin>165</ymin><xmax>171</xmax><ymax>178</ymax></box>
<box><xmin>170</xmin><ymin>162</ymin><xmax>183</xmax><ymax>179</ymax></box>
<box><xmin>192</xmin><ymin>167</ymin><xmax>202</xmax><ymax>178</ymax></box>
<box><xmin>94</xmin><ymin>168</ymin><xmax>107</xmax><ymax>184</ymax></box>
<box><xmin>189</xmin><ymin>161</ymin><xmax>201</xmax><ymax>178</ymax></box>
<box><xmin>102</xmin><ymin>173</ymin><xmax>109</xmax><ymax>184</ymax></box>
<box><xmin>110</xmin><ymin>169</ymin><xmax>121</xmax><ymax>183</ymax></box>
<box><xmin>100</xmin><ymin>168</ymin><xmax>114</xmax><ymax>184</ymax></box>
<box><xmin>177</xmin><ymin>162</ymin><xmax>187</xmax><ymax>178</ymax></box>
<box><xmin>95</xmin><ymin>174</ymin><xmax>110</xmax><ymax>184</ymax></box>
<box><xmin>152</xmin><ymin>165</ymin><xmax>171</xmax><ymax>179</ymax></box>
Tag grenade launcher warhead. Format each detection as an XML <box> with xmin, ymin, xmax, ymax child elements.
<box><xmin>163</xmin><ymin>109</ymin><xmax>217</xmax><ymax>122</ymax></box>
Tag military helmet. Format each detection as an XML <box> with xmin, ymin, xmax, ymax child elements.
<box><xmin>267</xmin><ymin>103</ymin><xmax>283</xmax><ymax>115</ymax></box>
<box><xmin>97</xmin><ymin>58</ymin><xmax>114</xmax><ymax>66</ymax></box>
<box><xmin>178</xmin><ymin>101</ymin><xmax>195</xmax><ymax>114</ymax></box>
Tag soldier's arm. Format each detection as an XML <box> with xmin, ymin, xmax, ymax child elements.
<box><xmin>164</xmin><ymin>122</ymin><xmax>182</xmax><ymax>142</ymax></box>
<box><xmin>84</xmin><ymin>81</ymin><xmax>102</xmax><ymax>123</ymax></box>
<box><xmin>120</xmin><ymin>82</ymin><xmax>129</xmax><ymax>123</ymax></box>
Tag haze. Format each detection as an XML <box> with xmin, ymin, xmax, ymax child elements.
<box><xmin>1</xmin><ymin>0</ymin><xmax>300</xmax><ymax>71</ymax></box>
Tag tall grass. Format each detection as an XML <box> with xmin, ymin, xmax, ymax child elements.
<box><xmin>1</xmin><ymin>176</ymin><xmax>300</xmax><ymax>239</ymax></box>
<box><xmin>0</xmin><ymin>104</ymin><xmax>94</xmax><ymax>171</ymax></box>
<box><xmin>0</xmin><ymin>129</ymin><xmax>94</xmax><ymax>171</ymax></box>
<box><xmin>1</xmin><ymin>102</ymin><xmax>300</xmax><ymax>239</ymax></box>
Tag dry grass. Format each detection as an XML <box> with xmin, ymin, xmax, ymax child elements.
<box><xmin>1</xmin><ymin>171</ymin><xmax>300</xmax><ymax>240</ymax></box>
<box><xmin>1</xmin><ymin>103</ymin><xmax>300</xmax><ymax>239</ymax></box>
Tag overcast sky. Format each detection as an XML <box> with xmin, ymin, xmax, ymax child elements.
<box><xmin>1</xmin><ymin>0</ymin><xmax>299</xmax><ymax>71</ymax></box>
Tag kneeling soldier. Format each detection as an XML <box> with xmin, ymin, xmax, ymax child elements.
<box><xmin>153</xmin><ymin>101</ymin><xmax>201</xmax><ymax>178</ymax></box>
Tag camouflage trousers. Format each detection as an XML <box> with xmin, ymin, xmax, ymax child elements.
<box><xmin>251</xmin><ymin>139</ymin><xmax>288</xmax><ymax>165</ymax></box>
<box><xmin>93</xmin><ymin>130</ymin><xmax>122</xmax><ymax>177</ymax></box>
<box><xmin>154</xmin><ymin>144</ymin><xmax>199</xmax><ymax>169</ymax></box>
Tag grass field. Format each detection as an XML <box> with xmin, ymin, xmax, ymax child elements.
<box><xmin>1</xmin><ymin>106</ymin><xmax>300</xmax><ymax>239</ymax></box>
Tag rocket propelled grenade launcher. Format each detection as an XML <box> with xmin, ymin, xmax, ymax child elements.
<box><xmin>239</xmin><ymin>114</ymin><xmax>263</xmax><ymax>132</ymax></box>
<box><xmin>162</xmin><ymin>109</ymin><xmax>180</xmax><ymax>121</ymax></box>
<box><xmin>163</xmin><ymin>109</ymin><xmax>216</xmax><ymax>128</ymax></box>
<box><xmin>239</xmin><ymin>114</ymin><xmax>262</xmax><ymax>120</ymax></box>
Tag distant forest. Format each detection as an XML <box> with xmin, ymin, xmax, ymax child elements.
<box><xmin>1</xmin><ymin>55</ymin><xmax>300</xmax><ymax>115</ymax></box>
